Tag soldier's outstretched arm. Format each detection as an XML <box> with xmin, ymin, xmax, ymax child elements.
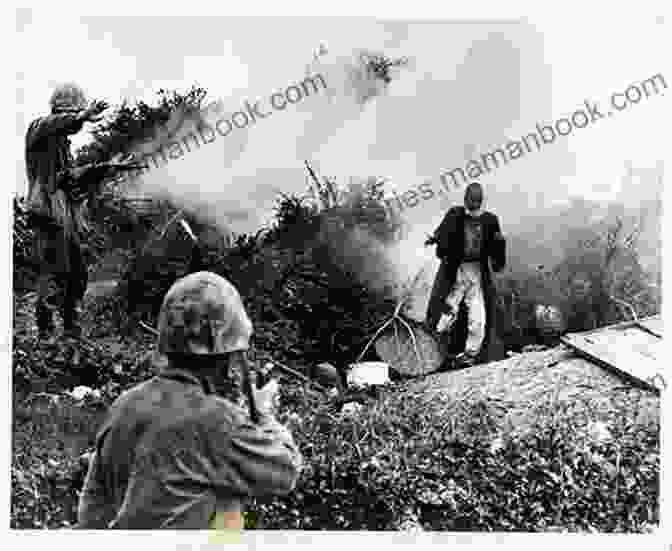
<box><xmin>26</xmin><ymin>100</ymin><xmax>108</xmax><ymax>148</ymax></box>
<box><xmin>25</xmin><ymin>113</ymin><xmax>87</xmax><ymax>148</ymax></box>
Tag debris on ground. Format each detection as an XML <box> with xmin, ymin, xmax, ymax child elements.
<box><xmin>66</xmin><ymin>386</ymin><xmax>102</xmax><ymax>401</ymax></box>
<box><xmin>346</xmin><ymin>361</ymin><xmax>390</xmax><ymax>388</ymax></box>
<box><xmin>340</xmin><ymin>402</ymin><xmax>364</xmax><ymax>416</ymax></box>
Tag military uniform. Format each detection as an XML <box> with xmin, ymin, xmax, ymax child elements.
<box><xmin>24</xmin><ymin>86</ymin><xmax>92</xmax><ymax>334</ymax></box>
<box><xmin>76</xmin><ymin>271</ymin><xmax>302</xmax><ymax>529</ymax></box>
<box><xmin>76</xmin><ymin>365</ymin><xmax>301</xmax><ymax>529</ymax></box>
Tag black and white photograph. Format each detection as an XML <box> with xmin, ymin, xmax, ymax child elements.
<box><xmin>10</xmin><ymin>8</ymin><xmax>666</xmax><ymax>540</ymax></box>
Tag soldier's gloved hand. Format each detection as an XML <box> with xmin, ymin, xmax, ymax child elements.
<box><xmin>83</xmin><ymin>100</ymin><xmax>109</xmax><ymax>122</ymax></box>
<box><xmin>424</xmin><ymin>234</ymin><xmax>437</xmax><ymax>246</ymax></box>
<box><xmin>436</xmin><ymin>313</ymin><xmax>453</xmax><ymax>334</ymax></box>
<box><xmin>248</xmin><ymin>372</ymin><xmax>280</xmax><ymax>420</ymax></box>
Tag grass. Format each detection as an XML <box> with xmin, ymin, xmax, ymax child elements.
<box><xmin>11</xmin><ymin>292</ymin><xmax>660</xmax><ymax>532</ymax></box>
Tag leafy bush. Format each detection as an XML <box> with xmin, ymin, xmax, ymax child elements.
<box><xmin>12</xmin><ymin>264</ymin><xmax>660</xmax><ymax>533</ymax></box>
<box><xmin>107</xmin><ymin>177</ymin><xmax>402</xmax><ymax>368</ymax></box>
<box><xmin>494</xmin><ymin>217</ymin><xmax>660</xmax><ymax>349</ymax></box>
<box><xmin>11</xmin><ymin>394</ymin><xmax>106</xmax><ymax>528</ymax></box>
<box><xmin>76</xmin><ymin>86</ymin><xmax>208</xmax><ymax>166</ymax></box>
<box><xmin>246</xmin><ymin>383</ymin><xmax>659</xmax><ymax>532</ymax></box>
<box><xmin>13</xmin><ymin>197</ymin><xmax>36</xmax><ymax>293</ymax></box>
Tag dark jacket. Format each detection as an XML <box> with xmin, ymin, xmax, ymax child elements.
<box><xmin>76</xmin><ymin>366</ymin><xmax>302</xmax><ymax>529</ymax></box>
<box><xmin>426</xmin><ymin>206</ymin><xmax>506</xmax><ymax>362</ymax></box>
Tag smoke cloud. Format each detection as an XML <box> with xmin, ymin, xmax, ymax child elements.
<box><xmin>118</xmin><ymin>46</ymin><xmax>396</xmax><ymax>234</ymax></box>
<box><xmin>110</xmin><ymin>20</ymin><xmax>661</xmax><ymax>322</ymax></box>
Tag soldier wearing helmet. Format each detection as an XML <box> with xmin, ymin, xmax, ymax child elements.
<box><xmin>76</xmin><ymin>272</ymin><xmax>302</xmax><ymax>529</ymax></box>
<box><xmin>24</xmin><ymin>82</ymin><xmax>109</xmax><ymax>336</ymax></box>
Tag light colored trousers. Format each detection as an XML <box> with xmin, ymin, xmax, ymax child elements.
<box><xmin>435</xmin><ymin>261</ymin><xmax>486</xmax><ymax>357</ymax></box>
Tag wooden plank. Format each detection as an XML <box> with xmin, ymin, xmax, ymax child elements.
<box><xmin>567</xmin><ymin>315</ymin><xmax>660</xmax><ymax>338</ymax></box>
<box><xmin>561</xmin><ymin>328</ymin><xmax>664</xmax><ymax>392</ymax></box>
<box><xmin>637</xmin><ymin>316</ymin><xmax>663</xmax><ymax>338</ymax></box>
<box><xmin>562</xmin><ymin>341</ymin><xmax>660</xmax><ymax>394</ymax></box>
<box><xmin>568</xmin><ymin>331</ymin><xmax>662</xmax><ymax>371</ymax></box>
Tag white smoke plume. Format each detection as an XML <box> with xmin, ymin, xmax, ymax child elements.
<box><xmin>107</xmin><ymin>21</ymin><xmax>661</xmax><ymax>324</ymax></box>
<box><xmin>116</xmin><ymin>45</ymin><xmax>401</xmax><ymax>237</ymax></box>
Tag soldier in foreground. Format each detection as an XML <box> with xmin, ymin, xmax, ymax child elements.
<box><xmin>425</xmin><ymin>182</ymin><xmax>506</xmax><ymax>366</ymax></box>
<box><xmin>76</xmin><ymin>271</ymin><xmax>302</xmax><ymax>529</ymax></box>
<box><xmin>24</xmin><ymin>83</ymin><xmax>109</xmax><ymax>337</ymax></box>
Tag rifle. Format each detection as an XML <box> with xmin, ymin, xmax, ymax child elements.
<box><xmin>57</xmin><ymin>161</ymin><xmax>149</xmax><ymax>201</ymax></box>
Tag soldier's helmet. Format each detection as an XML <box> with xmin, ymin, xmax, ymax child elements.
<box><xmin>155</xmin><ymin>271</ymin><xmax>253</xmax><ymax>361</ymax></box>
<box><xmin>49</xmin><ymin>82</ymin><xmax>87</xmax><ymax>112</ymax></box>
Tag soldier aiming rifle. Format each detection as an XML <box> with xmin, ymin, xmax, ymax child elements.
<box><xmin>76</xmin><ymin>271</ymin><xmax>302</xmax><ymax>529</ymax></box>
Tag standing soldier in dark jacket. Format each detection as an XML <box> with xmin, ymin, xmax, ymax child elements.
<box><xmin>24</xmin><ymin>83</ymin><xmax>108</xmax><ymax>337</ymax></box>
<box><xmin>76</xmin><ymin>271</ymin><xmax>302</xmax><ymax>529</ymax></box>
<box><xmin>425</xmin><ymin>182</ymin><xmax>506</xmax><ymax>366</ymax></box>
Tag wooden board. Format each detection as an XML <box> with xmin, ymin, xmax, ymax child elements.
<box><xmin>637</xmin><ymin>315</ymin><xmax>663</xmax><ymax>338</ymax></box>
<box><xmin>561</xmin><ymin>316</ymin><xmax>664</xmax><ymax>391</ymax></box>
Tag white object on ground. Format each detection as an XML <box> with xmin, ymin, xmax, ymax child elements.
<box><xmin>587</xmin><ymin>420</ymin><xmax>612</xmax><ymax>443</ymax></box>
<box><xmin>347</xmin><ymin>362</ymin><xmax>390</xmax><ymax>387</ymax></box>
<box><xmin>341</xmin><ymin>402</ymin><xmax>364</xmax><ymax>416</ymax></box>
<box><xmin>67</xmin><ymin>386</ymin><xmax>102</xmax><ymax>401</ymax></box>
<box><xmin>489</xmin><ymin>435</ymin><xmax>505</xmax><ymax>454</ymax></box>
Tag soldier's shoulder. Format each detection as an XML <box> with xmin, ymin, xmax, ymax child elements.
<box><xmin>109</xmin><ymin>378</ymin><xmax>156</xmax><ymax>409</ymax></box>
<box><xmin>28</xmin><ymin>115</ymin><xmax>46</xmax><ymax>125</ymax></box>
<box><xmin>196</xmin><ymin>394</ymin><xmax>248</xmax><ymax>429</ymax></box>
<box><xmin>25</xmin><ymin>117</ymin><xmax>44</xmax><ymax>138</ymax></box>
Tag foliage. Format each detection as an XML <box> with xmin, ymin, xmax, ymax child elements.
<box><xmin>12</xmin><ymin>321</ymin><xmax>659</xmax><ymax>533</ymax></box>
<box><xmin>360</xmin><ymin>52</ymin><xmax>409</xmax><ymax>85</ymax></box>
<box><xmin>108</xmin><ymin>174</ymin><xmax>402</xmax><ymax>367</ymax></box>
<box><xmin>13</xmin><ymin>197</ymin><xmax>36</xmax><ymax>292</ymax></box>
<box><xmin>244</xmin><ymin>382</ymin><xmax>659</xmax><ymax>532</ymax></box>
<box><xmin>11</xmin><ymin>394</ymin><xmax>106</xmax><ymax>528</ymax></box>
<box><xmin>494</xmin><ymin>217</ymin><xmax>661</xmax><ymax>349</ymax></box>
<box><xmin>76</xmin><ymin>86</ymin><xmax>208</xmax><ymax>165</ymax></box>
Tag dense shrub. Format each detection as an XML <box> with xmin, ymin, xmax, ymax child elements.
<box><xmin>246</xmin><ymin>383</ymin><xmax>659</xmax><ymax>532</ymax></box>
<box><xmin>13</xmin><ymin>197</ymin><xmax>36</xmax><ymax>293</ymax></box>
<box><xmin>11</xmin><ymin>394</ymin><xmax>106</xmax><ymax>528</ymax></box>
<box><xmin>494</xmin><ymin>217</ymin><xmax>660</xmax><ymax>350</ymax></box>
<box><xmin>109</xmin><ymin>176</ymin><xmax>402</xmax><ymax>368</ymax></box>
